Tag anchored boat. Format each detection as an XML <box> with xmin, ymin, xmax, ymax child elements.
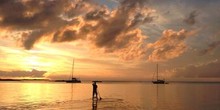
<box><xmin>152</xmin><ymin>64</ymin><xmax>168</xmax><ymax>84</ymax></box>
<box><xmin>66</xmin><ymin>58</ymin><xmax>81</xmax><ymax>83</ymax></box>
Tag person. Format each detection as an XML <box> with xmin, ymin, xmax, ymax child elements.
<box><xmin>92</xmin><ymin>81</ymin><xmax>98</xmax><ymax>99</ymax></box>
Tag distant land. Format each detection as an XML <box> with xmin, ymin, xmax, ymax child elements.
<box><xmin>0</xmin><ymin>78</ymin><xmax>22</xmax><ymax>81</ymax></box>
<box><xmin>1</xmin><ymin>78</ymin><xmax>220</xmax><ymax>83</ymax></box>
<box><xmin>0</xmin><ymin>78</ymin><xmax>49</xmax><ymax>82</ymax></box>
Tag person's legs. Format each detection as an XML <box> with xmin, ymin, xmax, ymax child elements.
<box><xmin>95</xmin><ymin>91</ymin><xmax>97</xmax><ymax>97</ymax></box>
<box><xmin>92</xmin><ymin>91</ymin><xmax>95</xmax><ymax>98</ymax></box>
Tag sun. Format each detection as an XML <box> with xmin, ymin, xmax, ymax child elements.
<box><xmin>24</xmin><ymin>56</ymin><xmax>42</xmax><ymax>69</ymax></box>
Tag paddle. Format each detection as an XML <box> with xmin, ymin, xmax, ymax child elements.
<box><xmin>97</xmin><ymin>89</ymin><xmax>102</xmax><ymax>100</ymax></box>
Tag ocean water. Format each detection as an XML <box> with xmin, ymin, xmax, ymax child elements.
<box><xmin>0</xmin><ymin>82</ymin><xmax>220</xmax><ymax>110</ymax></box>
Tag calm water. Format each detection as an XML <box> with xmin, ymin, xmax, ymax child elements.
<box><xmin>0</xmin><ymin>82</ymin><xmax>220</xmax><ymax>110</ymax></box>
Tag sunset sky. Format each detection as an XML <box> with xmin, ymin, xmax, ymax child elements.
<box><xmin>0</xmin><ymin>0</ymin><xmax>220</xmax><ymax>81</ymax></box>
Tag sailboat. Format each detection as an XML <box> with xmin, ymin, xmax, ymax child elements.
<box><xmin>66</xmin><ymin>59</ymin><xmax>81</xmax><ymax>83</ymax></box>
<box><xmin>152</xmin><ymin>64</ymin><xmax>167</xmax><ymax>84</ymax></box>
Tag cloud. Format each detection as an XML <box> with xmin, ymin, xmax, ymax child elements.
<box><xmin>183</xmin><ymin>10</ymin><xmax>198</xmax><ymax>25</ymax></box>
<box><xmin>0</xmin><ymin>69</ymin><xmax>46</xmax><ymax>78</ymax></box>
<box><xmin>200</xmin><ymin>40</ymin><xmax>220</xmax><ymax>55</ymax></box>
<box><xmin>148</xmin><ymin>29</ymin><xmax>190</xmax><ymax>62</ymax></box>
<box><xmin>0</xmin><ymin>0</ymin><xmax>92</xmax><ymax>49</ymax></box>
<box><xmin>174</xmin><ymin>59</ymin><xmax>220</xmax><ymax>78</ymax></box>
<box><xmin>93</xmin><ymin>1</ymin><xmax>153</xmax><ymax>48</ymax></box>
<box><xmin>0</xmin><ymin>0</ymin><xmax>70</xmax><ymax>29</ymax></box>
<box><xmin>0</xmin><ymin>0</ymin><xmax>155</xmax><ymax>61</ymax></box>
<box><xmin>82</xmin><ymin>0</ymin><xmax>154</xmax><ymax>60</ymax></box>
<box><xmin>52</xmin><ymin>30</ymin><xmax>78</xmax><ymax>42</ymax></box>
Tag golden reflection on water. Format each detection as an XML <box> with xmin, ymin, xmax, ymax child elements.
<box><xmin>20</xmin><ymin>82</ymin><xmax>92</xmax><ymax>102</ymax></box>
<box><xmin>20</xmin><ymin>83</ymin><xmax>50</xmax><ymax>102</ymax></box>
<box><xmin>1</xmin><ymin>82</ymin><xmax>220</xmax><ymax>110</ymax></box>
<box><xmin>0</xmin><ymin>82</ymin><xmax>92</xmax><ymax>105</ymax></box>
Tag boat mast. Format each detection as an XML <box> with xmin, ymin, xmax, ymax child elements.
<box><xmin>71</xmin><ymin>58</ymin><xmax>74</xmax><ymax>79</ymax></box>
<box><xmin>156</xmin><ymin>63</ymin><xmax>158</xmax><ymax>81</ymax></box>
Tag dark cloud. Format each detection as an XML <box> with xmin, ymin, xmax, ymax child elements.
<box><xmin>119</xmin><ymin>0</ymin><xmax>148</xmax><ymax>6</ymax></box>
<box><xmin>64</xmin><ymin>0</ymin><xmax>95</xmax><ymax>18</ymax></box>
<box><xmin>0</xmin><ymin>69</ymin><xmax>46</xmax><ymax>77</ymax></box>
<box><xmin>0</xmin><ymin>0</ymin><xmax>69</xmax><ymax>29</ymax></box>
<box><xmin>174</xmin><ymin>60</ymin><xmax>220</xmax><ymax>78</ymax></box>
<box><xmin>200</xmin><ymin>40</ymin><xmax>220</xmax><ymax>55</ymax></box>
<box><xmin>82</xmin><ymin>0</ymin><xmax>154</xmax><ymax>59</ymax></box>
<box><xmin>21</xmin><ymin>30</ymin><xmax>45</xmax><ymax>50</ymax></box>
<box><xmin>183</xmin><ymin>10</ymin><xmax>198</xmax><ymax>25</ymax></box>
<box><xmin>52</xmin><ymin>30</ymin><xmax>78</xmax><ymax>42</ymax></box>
<box><xmin>83</xmin><ymin>0</ymin><xmax>154</xmax><ymax>61</ymax></box>
<box><xmin>82</xmin><ymin>0</ymin><xmax>153</xmax><ymax>50</ymax></box>
<box><xmin>85</xmin><ymin>8</ymin><xmax>109</xmax><ymax>21</ymax></box>
<box><xmin>0</xmin><ymin>0</ymin><xmax>86</xmax><ymax>49</ymax></box>
<box><xmin>0</xmin><ymin>0</ymin><xmax>155</xmax><ymax>60</ymax></box>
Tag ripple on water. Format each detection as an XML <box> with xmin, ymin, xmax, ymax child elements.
<box><xmin>1</xmin><ymin>98</ymin><xmax>143</xmax><ymax>110</ymax></box>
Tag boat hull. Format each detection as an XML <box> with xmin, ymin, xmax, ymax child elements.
<box><xmin>66</xmin><ymin>80</ymin><xmax>81</xmax><ymax>83</ymax></box>
<box><xmin>152</xmin><ymin>80</ymin><xmax>167</xmax><ymax>84</ymax></box>
<box><xmin>66</xmin><ymin>78</ymin><xmax>81</xmax><ymax>83</ymax></box>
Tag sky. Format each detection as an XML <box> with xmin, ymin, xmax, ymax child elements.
<box><xmin>0</xmin><ymin>0</ymin><xmax>220</xmax><ymax>81</ymax></box>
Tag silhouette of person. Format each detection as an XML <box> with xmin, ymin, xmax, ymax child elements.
<box><xmin>92</xmin><ymin>82</ymin><xmax>98</xmax><ymax>99</ymax></box>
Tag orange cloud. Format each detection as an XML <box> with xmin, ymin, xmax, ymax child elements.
<box><xmin>148</xmin><ymin>29</ymin><xmax>190</xmax><ymax>62</ymax></box>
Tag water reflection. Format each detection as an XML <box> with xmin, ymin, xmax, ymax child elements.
<box><xmin>71</xmin><ymin>84</ymin><xmax>73</xmax><ymax>101</ymax></box>
<box><xmin>92</xmin><ymin>97</ymin><xmax>98</xmax><ymax>110</ymax></box>
<box><xmin>153</xmin><ymin>84</ymin><xmax>168</xmax><ymax>110</ymax></box>
<box><xmin>1</xmin><ymin>82</ymin><xmax>220</xmax><ymax>110</ymax></box>
<box><xmin>92</xmin><ymin>81</ymin><xmax>100</xmax><ymax>110</ymax></box>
